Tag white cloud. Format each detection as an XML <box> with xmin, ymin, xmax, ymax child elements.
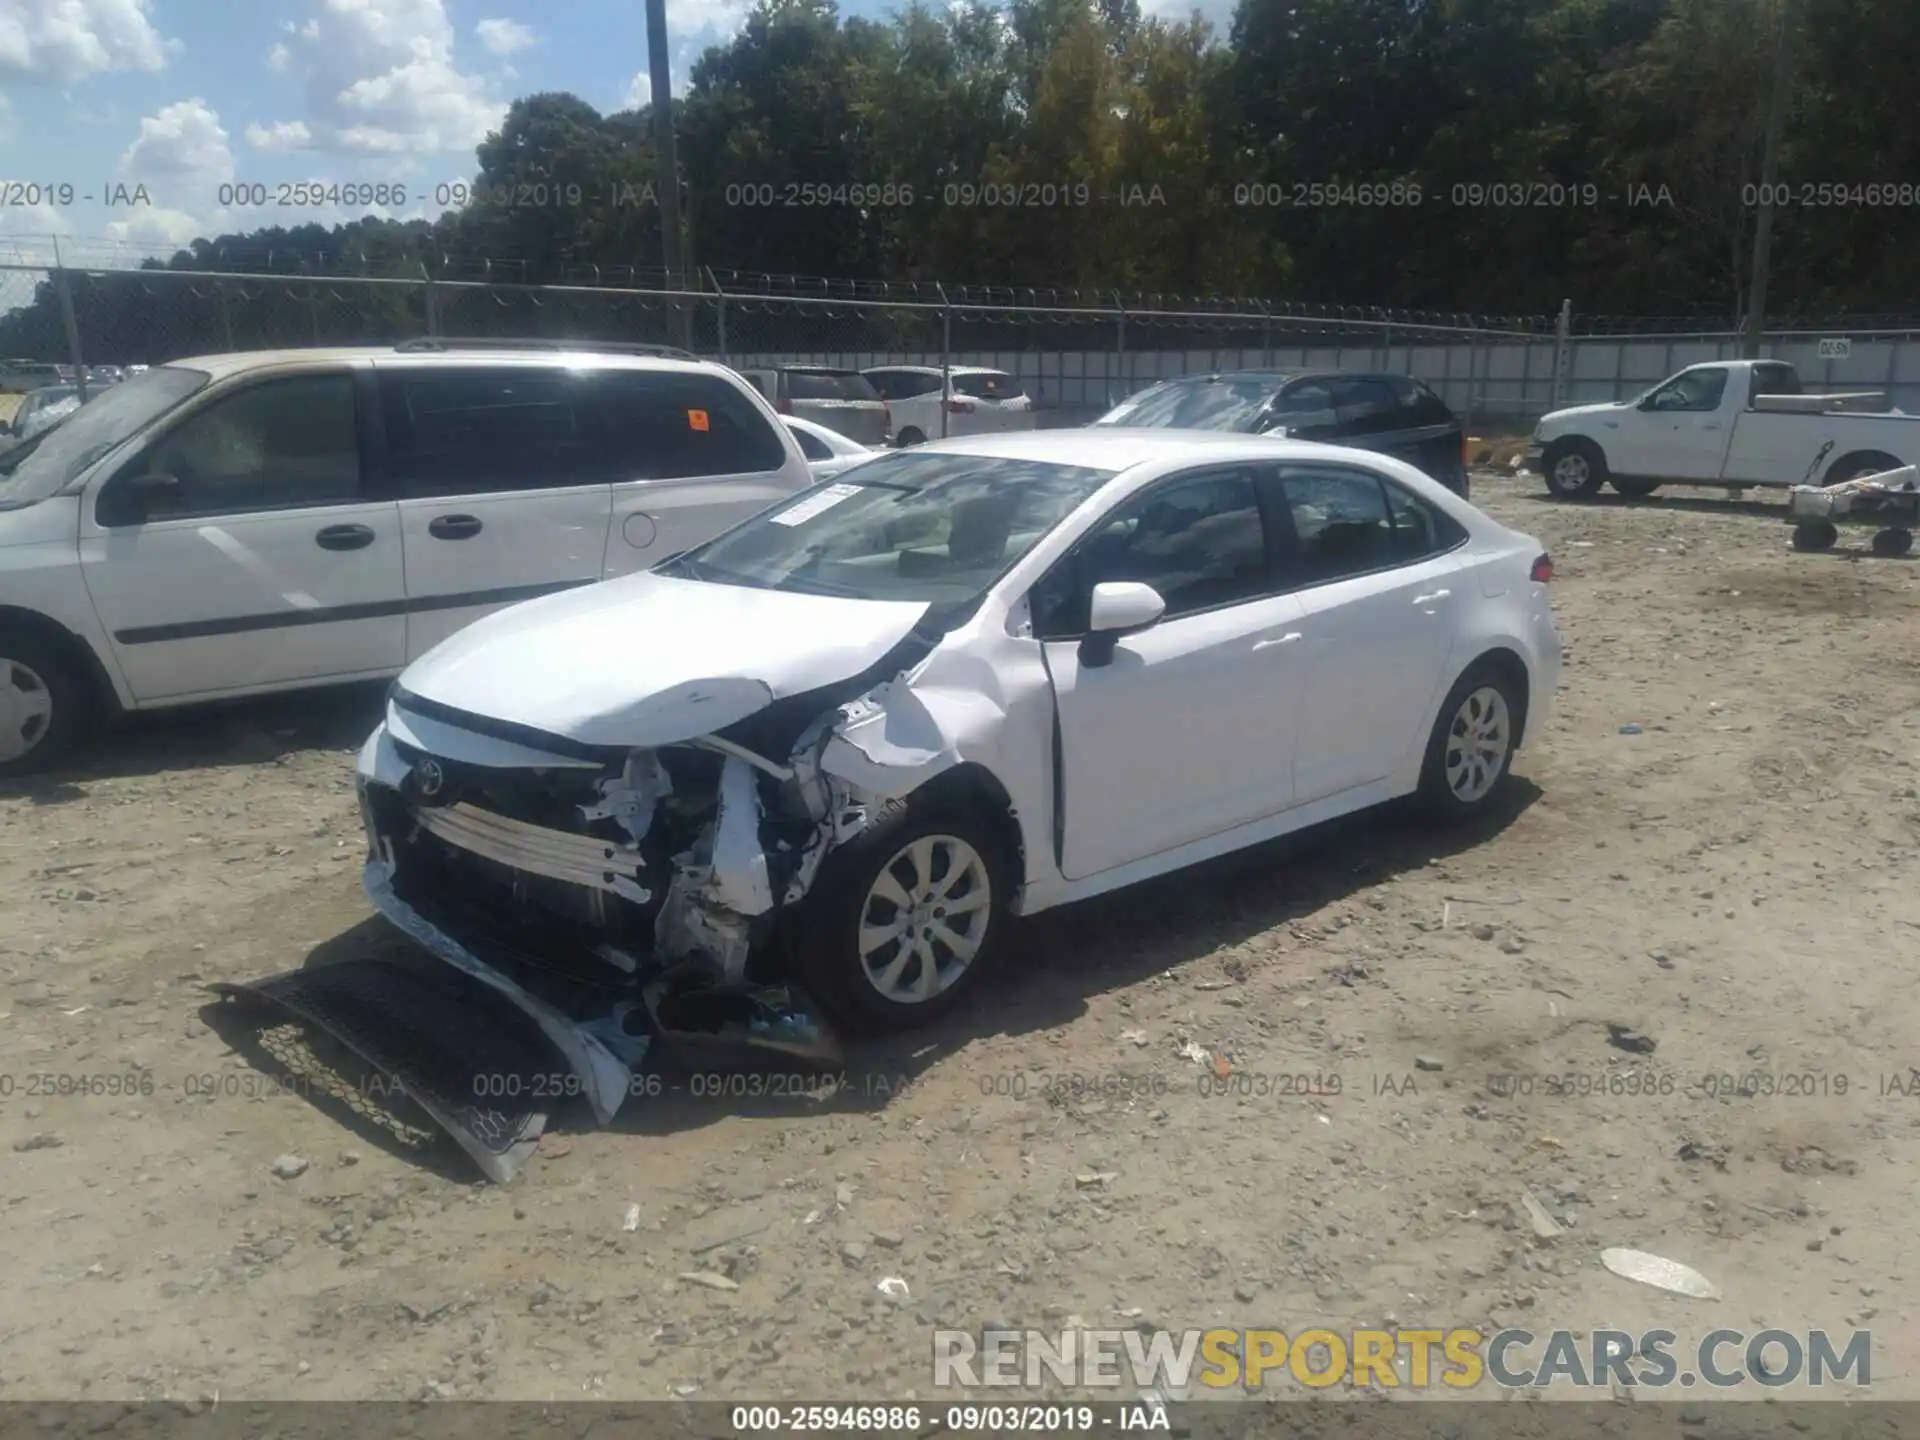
<box><xmin>266</xmin><ymin>40</ymin><xmax>290</xmax><ymax>71</ymax></box>
<box><xmin>102</xmin><ymin>206</ymin><xmax>208</xmax><ymax>252</ymax></box>
<box><xmin>619</xmin><ymin>0</ymin><xmax>749</xmax><ymax>109</ymax></box>
<box><xmin>249</xmin><ymin>0</ymin><xmax>505</xmax><ymax>157</ymax></box>
<box><xmin>0</xmin><ymin>0</ymin><xmax>178</xmax><ymax>85</ymax></box>
<box><xmin>475</xmin><ymin>17</ymin><xmax>533</xmax><ymax>55</ymax></box>
<box><xmin>121</xmin><ymin>98</ymin><xmax>235</xmax><ymax>183</ymax></box>
<box><xmin>246</xmin><ymin>119</ymin><xmax>314</xmax><ymax>150</ymax></box>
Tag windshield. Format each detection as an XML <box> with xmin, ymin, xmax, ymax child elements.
<box><xmin>666</xmin><ymin>451</ymin><xmax>1114</xmax><ymax>604</ymax></box>
<box><xmin>0</xmin><ymin>365</ymin><xmax>209</xmax><ymax>509</ymax></box>
<box><xmin>787</xmin><ymin>369</ymin><xmax>881</xmax><ymax>403</ymax></box>
<box><xmin>1095</xmin><ymin>376</ymin><xmax>1278</xmax><ymax>430</ymax></box>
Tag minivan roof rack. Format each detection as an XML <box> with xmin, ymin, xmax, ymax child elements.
<box><xmin>391</xmin><ymin>337</ymin><xmax>701</xmax><ymax>361</ymax></box>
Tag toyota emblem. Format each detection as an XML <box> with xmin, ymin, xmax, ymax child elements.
<box><xmin>416</xmin><ymin>758</ymin><xmax>445</xmax><ymax>797</ymax></box>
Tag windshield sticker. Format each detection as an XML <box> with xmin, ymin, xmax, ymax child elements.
<box><xmin>769</xmin><ymin>482</ymin><xmax>862</xmax><ymax>527</ymax></box>
<box><xmin>687</xmin><ymin>409</ymin><xmax>710</xmax><ymax>432</ymax></box>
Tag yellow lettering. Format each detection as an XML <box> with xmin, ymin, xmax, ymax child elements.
<box><xmin>1243</xmin><ymin>1330</ymin><xmax>1288</xmax><ymax>1387</ymax></box>
<box><xmin>1290</xmin><ymin>1328</ymin><xmax>1347</xmax><ymax>1388</ymax></box>
<box><xmin>1199</xmin><ymin>1329</ymin><xmax>1239</xmax><ymax>1388</ymax></box>
<box><xmin>1352</xmin><ymin>1330</ymin><xmax>1398</xmax><ymax>1388</ymax></box>
<box><xmin>1443</xmin><ymin>1329</ymin><xmax>1485</xmax><ymax>1387</ymax></box>
<box><xmin>1401</xmin><ymin>1329</ymin><xmax>1445</xmax><ymax>1386</ymax></box>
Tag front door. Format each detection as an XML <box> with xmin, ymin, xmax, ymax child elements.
<box><xmin>1033</xmin><ymin>466</ymin><xmax>1308</xmax><ymax>880</ymax></box>
<box><xmin>79</xmin><ymin>370</ymin><xmax>406</xmax><ymax>702</ymax></box>
<box><xmin>1265</xmin><ymin>462</ymin><xmax>1463</xmax><ymax>804</ymax></box>
<box><xmin>377</xmin><ymin>365</ymin><xmax>614</xmax><ymax>661</ymax></box>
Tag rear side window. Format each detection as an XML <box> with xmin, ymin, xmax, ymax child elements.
<box><xmin>1330</xmin><ymin>377</ymin><xmax>1401</xmax><ymax>435</ymax></box>
<box><xmin>1268</xmin><ymin>381</ymin><xmax>1336</xmax><ymax>429</ymax></box>
<box><xmin>1752</xmin><ymin>364</ymin><xmax>1801</xmax><ymax>398</ymax></box>
<box><xmin>865</xmin><ymin>370</ymin><xmax>939</xmax><ymax>400</ymax></box>
<box><xmin>592</xmin><ymin>371</ymin><xmax>788</xmax><ymax>479</ymax></box>
<box><xmin>785</xmin><ymin>369</ymin><xmax>880</xmax><ymax>403</ymax></box>
<box><xmin>1391</xmin><ymin>376</ymin><xmax>1457</xmax><ymax>428</ymax></box>
<box><xmin>1383</xmin><ymin>481</ymin><xmax>1468</xmax><ymax>560</ymax></box>
<box><xmin>953</xmin><ymin>372</ymin><xmax>1025</xmax><ymax>400</ymax></box>
<box><xmin>110</xmin><ymin>373</ymin><xmax>361</xmax><ymax>522</ymax></box>
<box><xmin>379</xmin><ymin>367</ymin><xmax>599</xmax><ymax>496</ymax></box>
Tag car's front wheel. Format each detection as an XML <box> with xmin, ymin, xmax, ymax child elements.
<box><xmin>795</xmin><ymin>800</ymin><xmax>1012</xmax><ymax>1035</ymax></box>
<box><xmin>1542</xmin><ymin>438</ymin><xmax>1607</xmax><ymax>499</ymax></box>
<box><xmin>0</xmin><ymin>629</ymin><xmax>92</xmax><ymax>779</ymax></box>
<box><xmin>1417</xmin><ymin>665</ymin><xmax>1521</xmax><ymax>820</ymax></box>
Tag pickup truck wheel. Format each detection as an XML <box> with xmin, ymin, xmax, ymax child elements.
<box><xmin>0</xmin><ymin>630</ymin><xmax>92</xmax><ymax>779</ymax></box>
<box><xmin>1611</xmin><ymin>477</ymin><xmax>1660</xmax><ymax>498</ymax></box>
<box><xmin>1542</xmin><ymin>439</ymin><xmax>1607</xmax><ymax>499</ymax></box>
<box><xmin>1825</xmin><ymin>452</ymin><xmax>1903</xmax><ymax>487</ymax></box>
<box><xmin>1792</xmin><ymin>521</ymin><xmax>1838</xmax><ymax>553</ymax></box>
<box><xmin>794</xmin><ymin>800</ymin><xmax>1012</xmax><ymax>1036</ymax></box>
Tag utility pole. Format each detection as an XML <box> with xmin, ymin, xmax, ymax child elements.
<box><xmin>645</xmin><ymin>0</ymin><xmax>685</xmax><ymax>291</ymax></box>
<box><xmin>1742</xmin><ymin>0</ymin><xmax>1796</xmax><ymax>358</ymax></box>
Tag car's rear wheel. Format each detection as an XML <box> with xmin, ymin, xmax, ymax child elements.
<box><xmin>895</xmin><ymin>427</ymin><xmax>926</xmax><ymax>448</ymax></box>
<box><xmin>0</xmin><ymin>629</ymin><xmax>92</xmax><ymax>779</ymax></box>
<box><xmin>794</xmin><ymin>800</ymin><xmax>1012</xmax><ymax>1035</ymax></box>
<box><xmin>1417</xmin><ymin>665</ymin><xmax>1521</xmax><ymax>820</ymax></box>
<box><xmin>1541</xmin><ymin>438</ymin><xmax>1608</xmax><ymax>499</ymax></box>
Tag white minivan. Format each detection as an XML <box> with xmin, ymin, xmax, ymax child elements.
<box><xmin>0</xmin><ymin>340</ymin><xmax>814</xmax><ymax>775</ymax></box>
<box><xmin>863</xmin><ymin>366</ymin><xmax>1036</xmax><ymax>447</ymax></box>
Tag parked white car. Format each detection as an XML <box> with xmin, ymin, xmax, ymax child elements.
<box><xmin>862</xmin><ymin>365</ymin><xmax>1036</xmax><ymax>446</ymax></box>
<box><xmin>0</xmin><ymin>340</ymin><xmax>814</xmax><ymax>775</ymax></box>
<box><xmin>1529</xmin><ymin>359</ymin><xmax>1920</xmax><ymax>499</ymax></box>
<box><xmin>7</xmin><ymin>386</ymin><xmax>85</xmax><ymax>442</ymax></box>
<box><xmin>782</xmin><ymin>415</ymin><xmax>877</xmax><ymax>480</ymax></box>
<box><xmin>354</xmin><ymin>429</ymin><xmax>1562</xmax><ymax>1097</ymax></box>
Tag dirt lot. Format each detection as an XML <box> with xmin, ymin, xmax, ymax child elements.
<box><xmin>4</xmin><ymin>466</ymin><xmax>1919</xmax><ymax>1404</ymax></box>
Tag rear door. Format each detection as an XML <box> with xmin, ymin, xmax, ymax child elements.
<box><xmin>80</xmin><ymin>368</ymin><xmax>406</xmax><ymax>701</ymax></box>
<box><xmin>590</xmin><ymin>367</ymin><xmax>809</xmax><ymax>574</ymax></box>
<box><xmin>379</xmin><ymin>364</ymin><xmax>613</xmax><ymax>661</ymax></box>
<box><xmin>1326</xmin><ymin>376</ymin><xmax>1404</xmax><ymax>457</ymax></box>
<box><xmin>1265</xmin><ymin>461</ymin><xmax>1464</xmax><ymax>805</ymax></box>
<box><xmin>1384</xmin><ymin>376</ymin><xmax>1467</xmax><ymax>489</ymax></box>
<box><xmin>785</xmin><ymin>368</ymin><xmax>890</xmax><ymax>445</ymax></box>
<box><xmin>951</xmin><ymin>371</ymin><xmax>1034</xmax><ymax>435</ymax></box>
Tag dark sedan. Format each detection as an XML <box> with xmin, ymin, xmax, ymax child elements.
<box><xmin>1094</xmin><ymin>369</ymin><xmax>1471</xmax><ymax>496</ymax></box>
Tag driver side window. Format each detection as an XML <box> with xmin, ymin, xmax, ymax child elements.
<box><xmin>1031</xmin><ymin>470</ymin><xmax>1269</xmax><ymax>638</ymax></box>
<box><xmin>1648</xmin><ymin>369</ymin><xmax>1728</xmax><ymax>412</ymax></box>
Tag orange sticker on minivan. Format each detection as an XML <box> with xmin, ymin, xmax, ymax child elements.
<box><xmin>687</xmin><ymin>409</ymin><xmax>710</xmax><ymax>431</ymax></box>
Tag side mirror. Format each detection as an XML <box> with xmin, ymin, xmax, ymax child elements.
<box><xmin>1079</xmin><ymin>581</ymin><xmax>1166</xmax><ymax>669</ymax></box>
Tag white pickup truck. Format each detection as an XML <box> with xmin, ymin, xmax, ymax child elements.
<box><xmin>1526</xmin><ymin>359</ymin><xmax>1920</xmax><ymax>500</ymax></box>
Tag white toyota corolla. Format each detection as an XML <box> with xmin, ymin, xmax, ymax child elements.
<box><xmin>355</xmin><ymin>429</ymin><xmax>1561</xmax><ymax>1060</ymax></box>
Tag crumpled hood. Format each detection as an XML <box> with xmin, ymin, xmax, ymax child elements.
<box><xmin>396</xmin><ymin>571</ymin><xmax>932</xmax><ymax>749</ymax></box>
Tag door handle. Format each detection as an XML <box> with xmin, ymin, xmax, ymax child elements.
<box><xmin>1704</xmin><ymin>423</ymin><xmax>1722</xmax><ymax>431</ymax></box>
<box><xmin>1412</xmin><ymin>588</ymin><xmax>1452</xmax><ymax>606</ymax></box>
<box><xmin>428</xmin><ymin>514</ymin><xmax>483</xmax><ymax>541</ymax></box>
<box><xmin>1252</xmin><ymin>632</ymin><xmax>1302</xmax><ymax>651</ymax></box>
<box><xmin>315</xmin><ymin>523</ymin><xmax>375</xmax><ymax>551</ymax></box>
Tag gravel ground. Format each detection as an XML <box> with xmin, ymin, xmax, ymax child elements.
<box><xmin>3</xmin><ymin>465</ymin><xmax>1919</xmax><ymax>1404</ymax></box>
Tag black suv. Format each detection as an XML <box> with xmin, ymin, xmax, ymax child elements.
<box><xmin>1094</xmin><ymin>369</ymin><xmax>1470</xmax><ymax>496</ymax></box>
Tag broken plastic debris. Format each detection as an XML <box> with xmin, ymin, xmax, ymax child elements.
<box><xmin>1520</xmin><ymin>1189</ymin><xmax>1564</xmax><ymax>1239</ymax></box>
<box><xmin>622</xmin><ymin>1204</ymin><xmax>642</xmax><ymax>1232</ymax></box>
<box><xmin>1176</xmin><ymin>1040</ymin><xmax>1210</xmax><ymax>1066</ymax></box>
<box><xmin>1075</xmin><ymin>1171</ymin><xmax>1118</xmax><ymax>1188</ymax></box>
<box><xmin>1120</xmin><ymin>1028</ymin><xmax>1149</xmax><ymax>1048</ymax></box>
<box><xmin>678</xmin><ymin>1271</ymin><xmax>741</xmax><ymax>1292</ymax></box>
<box><xmin>1601</xmin><ymin>1247</ymin><xmax>1718</xmax><ymax>1299</ymax></box>
<box><xmin>877</xmin><ymin>1276</ymin><xmax>910</xmax><ymax>1303</ymax></box>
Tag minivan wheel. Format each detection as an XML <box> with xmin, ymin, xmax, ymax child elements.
<box><xmin>1417</xmin><ymin>666</ymin><xmax>1521</xmax><ymax>821</ymax></box>
<box><xmin>795</xmin><ymin>800</ymin><xmax>1011</xmax><ymax>1036</ymax></box>
<box><xmin>895</xmin><ymin>427</ymin><xmax>926</xmax><ymax>448</ymax></box>
<box><xmin>1542</xmin><ymin>439</ymin><xmax>1607</xmax><ymax>499</ymax></box>
<box><xmin>0</xmin><ymin>630</ymin><xmax>92</xmax><ymax>779</ymax></box>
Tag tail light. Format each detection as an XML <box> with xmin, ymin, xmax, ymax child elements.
<box><xmin>1530</xmin><ymin>553</ymin><xmax>1554</xmax><ymax>583</ymax></box>
<box><xmin>945</xmin><ymin>396</ymin><xmax>976</xmax><ymax>414</ymax></box>
<box><xmin>1461</xmin><ymin>433</ymin><xmax>1472</xmax><ymax>465</ymax></box>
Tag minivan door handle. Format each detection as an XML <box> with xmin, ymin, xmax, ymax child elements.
<box><xmin>428</xmin><ymin>514</ymin><xmax>484</xmax><ymax>541</ymax></box>
<box><xmin>315</xmin><ymin>523</ymin><xmax>376</xmax><ymax>551</ymax></box>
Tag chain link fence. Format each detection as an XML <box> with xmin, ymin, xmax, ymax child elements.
<box><xmin>4</xmin><ymin>261</ymin><xmax>1916</xmax><ymax>429</ymax></box>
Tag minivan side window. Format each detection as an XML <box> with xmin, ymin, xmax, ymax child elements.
<box><xmin>1330</xmin><ymin>377</ymin><xmax>1401</xmax><ymax>435</ymax></box>
<box><xmin>379</xmin><ymin>367</ymin><xmax>600</xmax><ymax>496</ymax></box>
<box><xmin>590</xmin><ymin>371</ymin><xmax>788</xmax><ymax>479</ymax></box>
<box><xmin>102</xmin><ymin>373</ymin><xmax>361</xmax><ymax>523</ymax></box>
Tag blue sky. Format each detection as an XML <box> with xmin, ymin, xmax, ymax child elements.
<box><xmin>0</xmin><ymin>0</ymin><xmax>791</xmax><ymax>263</ymax></box>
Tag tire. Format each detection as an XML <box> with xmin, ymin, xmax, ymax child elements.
<box><xmin>0</xmin><ymin>627</ymin><xmax>94</xmax><ymax>779</ymax></box>
<box><xmin>1792</xmin><ymin>521</ymin><xmax>1838</xmax><ymax>553</ymax></box>
<box><xmin>793</xmin><ymin>799</ymin><xmax>1013</xmax><ymax>1036</ymax></box>
<box><xmin>1872</xmin><ymin>527</ymin><xmax>1913</xmax><ymax>558</ymax></box>
<box><xmin>1825</xmin><ymin>453</ymin><xmax>1902</xmax><ymax>488</ymax></box>
<box><xmin>1541</xmin><ymin>438</ymin><xmax>1607</xmax><ymax>499</ymax></box>
<box><xmin>1416</xmin><ymin>664</ymin><xmax>1522</xmax><ymax>821</ymax></box>
<box><xmin>1611</xmin><ymin>477</ymin><xmax>1661</xmax><ymax>498</ymax></box>
<box><xmin>895</xmin><ymin>427</ymin><xmax>926</xmax><ymax>448</ymax></box>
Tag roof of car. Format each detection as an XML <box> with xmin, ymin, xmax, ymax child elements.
<box><xmin>908</xmin><ymin>427</ymin><xmax>1367</xmax><ymax>470</ymax></box>
<box><xmin>160</xmin><ymin>346</ymin><xmax>736</xmax><ymax>383</ymax></box>
<box><xmin>863</xmin><ymin>364</ymin><xmax>1011</xmax><ymax>376</ymax></box>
